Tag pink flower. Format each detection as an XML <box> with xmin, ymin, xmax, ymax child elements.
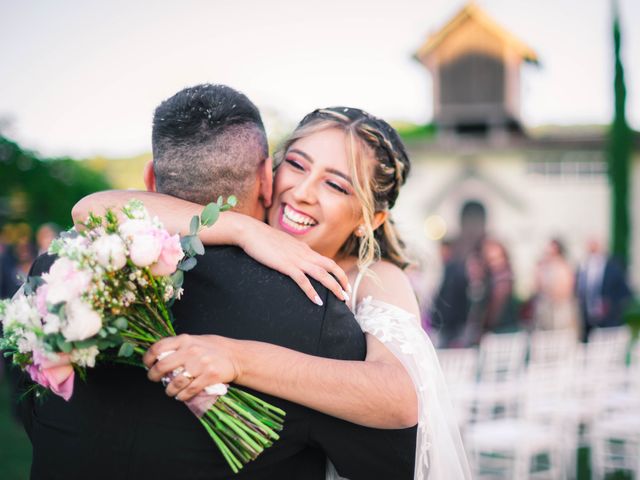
<box><xmin>150</xmin><ymin>233</ymin><xmax>184</xmax><ymax>276</ymax></box>
<box><xmin>43</xmin><ymin>258</ymin><xmax>92</xmax><ymax>305</ymax></box>
<box><xmin>35</xmin><ymin>284</ymin><xmax>49</xmax><ymax>317</ymax></box>
<box><xmin>27</xmin><ymin>350</ymin><xmax>75</xmax><ymax>401</ymax></box>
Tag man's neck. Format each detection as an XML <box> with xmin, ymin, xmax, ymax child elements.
<box><xmin>234</xmin><ymin>202</ymin><xmax>265</xmax><ymax>222</ymax></box>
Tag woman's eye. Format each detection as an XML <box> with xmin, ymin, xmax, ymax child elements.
<box><xmin>327</xmin><ymin>181</ymin><xmax>349</xmax><ymax>195</ymax></box>
<box><xmin>285</xmin><ymin>159</ymin><xmax>304</xmax><ymax>171</ymax></box>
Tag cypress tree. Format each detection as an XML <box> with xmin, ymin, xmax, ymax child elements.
<box><xmin>608</xmin><ymin>0</ymin><xmax>632</xmax><ymax>267</ymax></box>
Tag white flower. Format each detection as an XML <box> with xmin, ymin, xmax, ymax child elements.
<box><xmin>62</xmin><ymin>299</ymin><xmax>102</xmax><ymax>341</ymax></box>
<box><xmin>91</xmin><ymin>234</ymin><xmax>127</xmax><ymax>270</ymax></box>
<box><xmin>2</xmin><ymin>294</ymin><xmax>40</xmax><ymax>329</ymax></box>
<box><xmin>119</xmin><ymin>219</ymin><xmax>153</xmax><ymax>239</ymax></box>
<box><xmin>164</xmin><ymin>285</ymin><xmax>174</xmax><ymax>301</ymax></box>
<box><xmin>70</xmin><ymin>346</ymin><xmax>100</xmax><ymax>368</ymax></box>
<box><xmin>43</xmin><ymin>258</ymin><xmax>92</xmax><ymax>305</ymax></box>
<box><xmin>42</xmin><ymin>313</ymin><xmax>61</xmax><ymax>335</ymax></box>
<box><xmin>129</xmin><ymin>234</ymin><xmax>163</xmax><ymax>267</ymax></box>
<box><xmin>17</xmin><ymin>330</ymin><xmax>38</xmax><ymax>354</ymax></box>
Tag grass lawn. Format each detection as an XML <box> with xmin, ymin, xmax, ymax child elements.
<box><xmin>0</xmin><ymin>379</ymin><xmax>31</xmax><ymax>480</ymax></box>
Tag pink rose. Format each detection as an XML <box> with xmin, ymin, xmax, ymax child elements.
<box><xmin>150</xmin><ymin>233</ymin><xmax>184</xmax><ymax>276</ymax></box>
<box><xmin>35</xmin><ymin>284</ymin><xmax>49</xmax><ymax>317</ymax></box>
<box><xmin>43</xmin><ymin>258</ymin><xmax>92</xmax><ymax>304</ymax></box>
<box><xmin>129</xmin><ymin>232</ymin><xmax>163</xmax><ymax>267</ymax></box>
<box><xmin>27</xmin><ymin>350</ymin><xmax>75</xmax><ymax>401</ymax></box>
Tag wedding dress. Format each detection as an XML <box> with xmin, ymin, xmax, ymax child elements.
<box><xmin>327</xmin><ymin>265</ymin><xmax>471</xmax><ymax>480</ymax></box>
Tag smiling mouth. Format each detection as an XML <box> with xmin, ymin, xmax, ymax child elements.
<box><xmin>279</xmin><ymin>204</ymin><xmax>318</xmax><ymax>234</ymax></box>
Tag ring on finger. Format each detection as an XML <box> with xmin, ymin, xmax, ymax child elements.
<box><xmin>181</xmin><ymin>370</ymin><xmax>194</xmax><ymax>380</ymax></box>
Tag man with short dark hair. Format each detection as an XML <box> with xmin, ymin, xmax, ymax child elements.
<box><xmin>23</xmin><ymin>84</ymin><xmax>416</xmax><ymax>479</ymax></box>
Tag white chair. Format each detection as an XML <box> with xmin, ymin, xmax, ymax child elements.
<box><xmin>528</xmin><ymin>329</ymin><xmax>581</xmax><ymax>477</ymax></box>
<box><xmin>465</xmin><ymin>362</ymin><xmax>566</xmax><ymax>479</ymax></box>
<box><xmin>529</xmin><ymin>329</ymin><xmax>577</xmax><ymax>367</ymax></box>
<box><xmin>472</xmin><ymin>332</ymin><xmax>528</xmax><ymax>421</ymax></box>
<box><xmin>437</xmin><ymin>347</ymin><xmax>478</xmax><ymax>428</ymax></box>
<box><xmin>591</xmin><ymin>412</ymin><xmax>640</xmax><ymax>479</ymax></box>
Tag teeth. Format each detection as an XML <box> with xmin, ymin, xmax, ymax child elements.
<box><xmin>284</xmin><ymin>205</ymin><xmax>316</xmax><ymax>227</ymax></box>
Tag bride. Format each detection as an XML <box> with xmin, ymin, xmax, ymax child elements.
<box><xmin>74</xmin><ymin>106</ymin><xmax>470</xmax><ymax>479</ymax></box>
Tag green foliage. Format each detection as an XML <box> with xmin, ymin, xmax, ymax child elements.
<box><xmin>394</xmin><ymin>122</ymin><xmax>437</xmax><ymax>142</ymax></box>
<box><xmin>0</xmin><ymin>135</ymin><xmax>112</xmax><ymax>231</ymax></box>
<box><xmin>607</xmin><ymin>5</ymin><xmax>632</xmax><ymax>268</ymax></box>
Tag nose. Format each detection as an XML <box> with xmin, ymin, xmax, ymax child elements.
<box><xmin>291</xmin><ymin>176</ymin><xmax>317</xmax><ymax>204</ymax></box>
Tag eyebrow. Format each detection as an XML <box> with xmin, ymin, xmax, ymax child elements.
<box><xmin>287</xmin><ymin>148</ymin><xmax>353</xmax><ymax>184</ymax></box>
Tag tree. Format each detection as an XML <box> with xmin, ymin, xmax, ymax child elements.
<box><xmin>607</xmin><ymin>0</ymin><xmax>632</xmax><ymax>268</ymax></box>
<box><xmin>0</xmin><ymin>135</ymin><xmax>112</xmax><ymax>233</ymax></box>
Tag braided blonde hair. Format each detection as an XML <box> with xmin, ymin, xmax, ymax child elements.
<box><xmin>273</xmin><ymin>107</ymin><xmax>411</xmax><ymax>269</ymax></box>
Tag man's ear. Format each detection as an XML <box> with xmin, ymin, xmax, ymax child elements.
<box><xmin>143</xmin><ymin>160</ymin><xmax>157</xmax><ymax>192</ymax></box>
<box><xmin>258</xmin><ymin>157</ymin><xmax>274</xmax><ymax>208</ymax></box>
<box><xmin>372</xmin><ymin>210</ymin><xmax>389</xmax><ymax>231</ymax></box>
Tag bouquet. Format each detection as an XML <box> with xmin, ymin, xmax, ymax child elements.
<box><xmin>0</xmin><ymin>199</ymin><xmax>285</xmax><ymax>473</ymax></box>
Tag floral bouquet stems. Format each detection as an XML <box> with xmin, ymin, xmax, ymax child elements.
<box><xmin>0</xmin><ymin>198</ymin><xmax>284</xmax><ymax>474</ymax></box>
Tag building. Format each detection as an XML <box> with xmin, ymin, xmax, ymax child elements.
<box><xmin>395</xmin><ymin>2</ymin><xmax>640</xmax><ymax>298</ymax></box>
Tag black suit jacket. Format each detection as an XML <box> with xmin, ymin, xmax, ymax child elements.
<box><xmin>22</xmin><ymin>247</ymin><xmax>416</xmax><ymax>479</ymax></box>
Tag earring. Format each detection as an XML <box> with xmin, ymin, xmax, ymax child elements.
<box><xmin>355</xmin><ymin>225</ymin><xmax>365</xmax><ymax>237</ymax></box>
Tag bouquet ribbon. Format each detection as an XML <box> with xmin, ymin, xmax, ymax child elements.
<box><xmin>157</xmin><ymin>350</ymin><xmax>229</xmax><ymax>418</ymax></box>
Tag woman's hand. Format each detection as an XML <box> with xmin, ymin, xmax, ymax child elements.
<box><xmin>233</xmin><ymin>216</ymin><xmax>351</xmax><ymax>305</ymax></box>
<box><xmin>143</xmin><ymin>334</ymin><xmax>239</xmax><ymax>402</ymax></box>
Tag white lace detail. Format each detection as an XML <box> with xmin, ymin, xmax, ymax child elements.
<box><xmin>327</xmin><ymin>267</ymin><xmax>471</xmax><ymax>480</ymax></box>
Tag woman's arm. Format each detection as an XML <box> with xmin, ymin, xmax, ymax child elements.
<box><xmin>144</xmin><ymin>333</ymin><xmax>418</xmax><ymax>429</ymax></box>
<box><xmin>143</xmin><ymin>261</ymin><xmax>422</xmax><ymax>429</ymax></box>
<box><xmin>72</xmin><ymin>191</ymin><xmax>350</xmax><ymax>302</ymax></box>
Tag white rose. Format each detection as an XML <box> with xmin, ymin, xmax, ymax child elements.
<box><xmin>92</xmin><ymin>234</ymin><xmax>127</xmax><ymax>270</ymax></box>
<box><xmin>17</xmin><ymin>330</ymin><xmax>38</xmax><ymax>354</ymax></box>
<box><xmin>129</xmin><ymin>234</ymin><xmax>163</xmax><ymax>267</ymax></box>
<box><xmin>62</xmin><ymin>299</ymin><xmax>102</xmax><ymax>341</ymax></box>
<box><xmin>119</xmin><ymin>219</ymin><xmax>153</xmax><ymax>239</ymax></box>
<box><xmin>42</xmin><ymin>313</ymin><xmax>61</xmax><ymax>335</ymax></box>
<box><xmin>70</xmin><ymin>345</ymin><xmax>100</xmax><ymax>368</ymax></box>
<box><xmin>2</xmin><ymin>294</ymin><xmax>40</xmax><ymax>329</ymax></box>
<box><xmin>44</xmin><ymin>258</ymin><xmax>92</xmax><ymax>305</ymax></box>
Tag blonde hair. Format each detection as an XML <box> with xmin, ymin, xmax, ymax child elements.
<box><xmin>274</xmin><ymin>107</ymin><xmax>411</xmax><ymax>269</ymax></box>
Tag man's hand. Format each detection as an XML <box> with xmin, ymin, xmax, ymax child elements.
<box><xmin>143</xmin><ymin>334</ymin><xmax>240</xmax><ymax>402</ymax></box>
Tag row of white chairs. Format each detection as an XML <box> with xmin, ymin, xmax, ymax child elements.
<box><xmin>436</xmin><ymin>326</ymin><xmax>640</xmax><ymax>479</ymax></box>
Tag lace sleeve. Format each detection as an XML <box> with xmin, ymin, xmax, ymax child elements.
<box><xmin>354</xmin><ymin>296</ymin><xmax>471</xmax><ymax>480</ymax></box>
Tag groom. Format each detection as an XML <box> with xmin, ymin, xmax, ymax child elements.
<box><xmin>22</xmin><ymin>84</ymin><xmax>416</xmax><ymax>479</ymax></box>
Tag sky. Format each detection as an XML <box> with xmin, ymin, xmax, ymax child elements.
<box><xmin>1</xmin><ymin>0</ymin><xmax>639</xmax><ymax>158</ymax></box>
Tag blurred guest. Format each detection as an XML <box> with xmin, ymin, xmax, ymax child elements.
<box><xmin>0</xmin><ymin>239</ymin><xmax>36</xmax><ymax>299</ymax></box>
<box><xmin>36</xmin><ymin>222</ymin><xmax>60</xmax><ymax>255</ymax></box>
<box><xmin>482</xmin><ymin>238</ymin><xmax>517</xmax><ymax>334</ymax></box>
<box><xmin>576</xmin><ymin>238</ymin><xmax>632</xmax><ymax>342</ymax></box>
<box><xmin>533</xmin><ymin>238</ymin><xmax>579</xmax><ymax>338</ymax></box>
<box><xmin>432</xmin><ymin>201</ymin><xmax>489</xmax><ymax>347</ymax></box>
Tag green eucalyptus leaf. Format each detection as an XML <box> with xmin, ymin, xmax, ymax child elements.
<box><xmin>106</xmin><ymin>326</ymin><xmax>117</xmax><ymax>335</ymax></box>
<box><xmin>113</xmin><ymin>317</ymin><xmax>128</xmax><ymax>330</ymax></box>
<box><xmin>118</xmin><ymin>342</ymin><xmax>134</xmax><ymax>358</ymax></box>
<box><xmin>216</xmin><ymin>196</ymin><xmax>223</xmax><ymax>206</ymax></box>
<box><xmin>227</xmin><ymin>195</ymin><xmax>238</xmax><ymax>207</ymax></box>
<box><xmin>57</xmin><ymin>338</ymin><xmax>72</xmax><ymax>353</ymax></box>
<box><xmin>190</xmin><ymin>215</ymin><xmax>200</xmax><ymax>235</ymax></box>
<box><xmin>73</xmin><ymin>339</ymin><xmax>96</xmax><ymax>349</ymax></box>
<box><xmin>180</xmin><ymin>257</ymin><xmax>197</xmax><ymax>272</ymax></box>
<box><xmin>190</xmin><ymin>236</ymin><xmax>205</xmax><ymax>256</ymax></box>
<box><xmin>201</xmin><ymin>203</ymin><xmax>220</xmax><ymax>227</ymax></box>
<box><xmin>171</xmin><ymin>270</ymin><xmax>184</xmax><ymax>289</ymax></box>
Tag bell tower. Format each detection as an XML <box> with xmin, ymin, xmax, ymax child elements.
<box><xmin>415</xmin><ymin>3</ymin><xmax>538</xmax><ymax>139</ymax></box>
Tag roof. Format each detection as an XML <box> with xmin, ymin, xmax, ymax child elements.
<box><xmin>415</xmin><ymin>2</ymin><xmax>539</xmax><ymax>64</ymax></box>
